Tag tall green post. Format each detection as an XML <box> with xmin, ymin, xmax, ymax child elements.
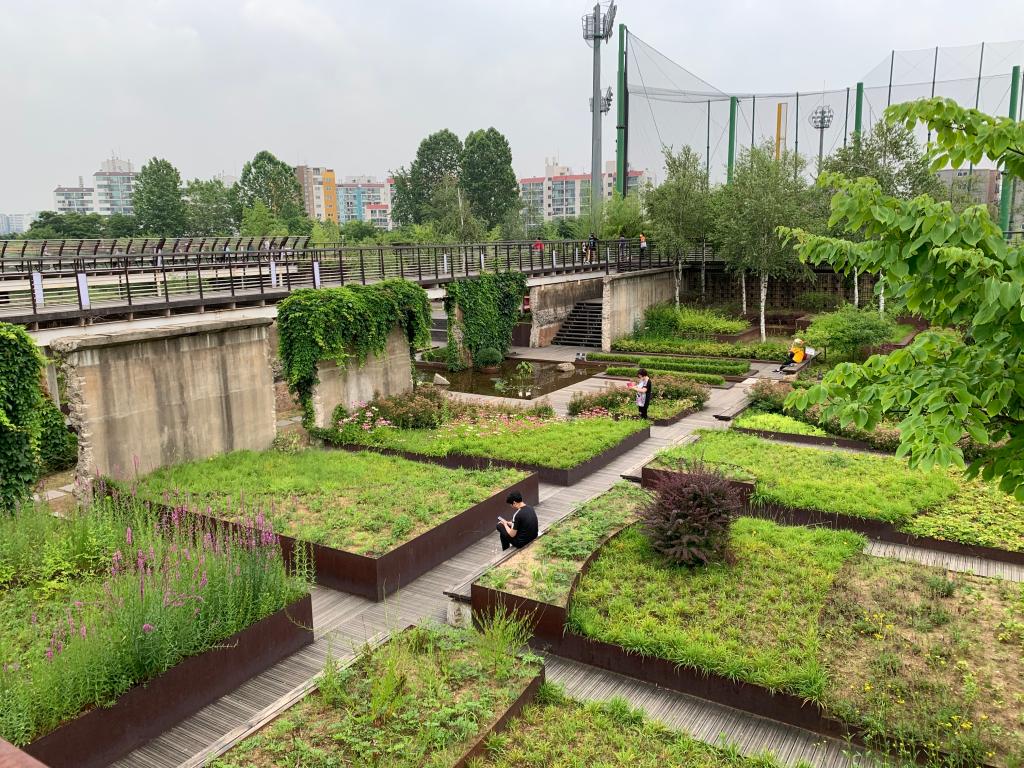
<box><xmin>615</xmin><ymin>24</ymin><xmax>628</xmax><ymax>197</ymax></box>
<box><xmin>727</xmin><ymin>96</ymin><xmax>738</xmax><ymax>183</ymax></box>
<box><xmin>999</xmin><ymin>65</ymin><xmax>1022</xmax><ymax>232</ymax></box>
<box><xmin>853</xmin><ymin>82</ymin><xmax>864</xmax><ymax>142</ymax></box>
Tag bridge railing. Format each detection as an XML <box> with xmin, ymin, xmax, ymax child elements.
<box><xmin>0</xmin><ymin>238</ymin><xmax>679</xmax><ymax>325</ymax></box>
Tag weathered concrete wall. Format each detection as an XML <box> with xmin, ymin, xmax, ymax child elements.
<box><xmin>311</xmin><ymin>327</ymin><xmax>412</xmax><ymax>427</ymax></box>
<box><xmin>601</xmin><ymin>268</ymin><xmax>676</xmax><ymax>351</ymax></box>
<box><xmin>51</xmin><ymin>318</ymin><xmax>276</xmax><ymax>483</ymax></box>
<box><xmin>529</xmin><ymin>277</ymin><xmax>603</xmax><ymax>347</ymax></box>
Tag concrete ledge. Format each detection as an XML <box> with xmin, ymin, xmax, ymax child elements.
<box><xmin>48</xmin><ymin>317</ymin><xmax>275</xmax><ymax>353</ymax></box>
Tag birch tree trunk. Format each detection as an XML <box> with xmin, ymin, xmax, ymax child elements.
<box><xmin>740</xmin><ymin>272</ymin><xmax>747</xmax><ymax>316</ymax></box>
<box><xmin>759</xmin><ymin>271</ymin><xmax>768</xmax><ymax>342</ymax></box>
<box><xmin>675</xmin><ymin>258</ymin><xmax>682</xmax><ymax>309</ymax></box>
<box><xmin>879</xmin><ymin>284</ymin><xmax>885</xmax><ymax>316</ymax></box>
<box><xmin>853</xmin><ymin>270</ymin><xmax>860</xmax><ymax>307</ymax></box>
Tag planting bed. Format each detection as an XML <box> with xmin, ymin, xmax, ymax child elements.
<box><xmin>473</xmin><ymin>486</ymin><xmax>1024</xmax><ymax>765</ymax></box>
<box><xmin>209</xmin><ymin>624</ymin><xmax>544</xmax><ymax>768</ymax></box>
<box><xmin>649</xmin><ymin>431</ymin><xmax>1024</xmax><ymax>562</ymax></box>
<box><xmin>0</xmin><ymin>501</ymin><xmax>310</xmax><ymax>768</ymax></box>
<box><xmin>589</xmin><ymin>351</ymin><xmax>753</xmax><ymax>377</ymax></box>
<box><xmin>611</xmin><ymin>336</ymin><xmax>790</xmax><ymax>362</ymax></box>
<box><xmin>732</xmin><ymin>411</ymin><xmax>878</xmax><ymax>451</ymax></box>
<box><xmin>567</xmin><ymin>377</ymin><xmax>709</xmax><ymax>427</ymax></box>
<box><xmin>136</xmin><ymin>450</ymin><xmax>537</xmax><ymax>600</ymax></box>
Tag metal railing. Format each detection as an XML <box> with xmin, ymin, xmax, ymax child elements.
<box><xmin>0</xmin><ymin>238</ymin><xmax>681</xmax><ymax>326</ymax></box>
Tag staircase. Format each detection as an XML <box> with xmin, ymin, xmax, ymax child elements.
<box><xmin>552</xmin><ymin>300</ymin><xmax>603</xmax><ymax>348</ymax></box>
<box><xmin>430</xmin><ymin>316</ymin><xmax>447</xmax><ymax>344</ymax></box>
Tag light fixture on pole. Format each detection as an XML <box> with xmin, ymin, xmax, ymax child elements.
<box><xmin>808</xmin><ymin>104</ymin><xmax>834</xmax><ymax>167</ymax></box>
<box><xmin>582</xmin><ymin>1</ymin><xmax>616</xmax><ymax>233</ymax></box>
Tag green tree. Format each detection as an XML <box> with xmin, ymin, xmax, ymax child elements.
<box><xmin>644</xmin><ymin>146</ymin><xmax>711</xmax><ymax>304</ymax></box>
<box><xmin>391</xmin><ymin>129</ymin><xmax>464</xmax><ymax>225</ymax></box>
<box><xmin>240</xmin><ymin>200</ymin><xmax>287</xmax><ymax>237</ymax></box>
<box><xmin>237</xmin><ymin>150</ymin><xmax>304</xmax><ymax>222</ymax></box>
<box><xmin>460</xmin><ymin>128</ymin><xmax>519</xmax><ymax>229</ymax></box>
<box><xmin>780</xmin><ymin>98</ymin><xmax>1024</xmax><ymax>495</ymax></box>
<box><xmin>133</xmin><ymin>157</ymin><xmax>186</xmax><ymax>236</ymax></box>
<box><xmin>105</xmin><ymin>213</ymin><xmax>138</xmax><ymax>237</ymax></box>
<box><xmin>600</xmin><ymin>191</ymin><xmax>644</xmax><ymax>240</ymax></box>
<box><xmin>22</xmin><ymin>211</ymin><xmax>106</xmax><ymax>239</ymax></box>
<box><xmin>184</xmin><ymin>178</ymin><xmax>235</xmax><ymax>236</ymax></box>
<box><xmin>340</xmin><ymin>220</ymin><xmax>379</xmax><ymax>243</ymax></box>
<box><xmin>715</xmin><ymin>144</ymin><xmax>818</xmax><ymax>340</ymax></box>
<box><xmin>430</xmin><ymin>177</ymin><xmax>485</xmax><ymax>241</ymax></box>
<box><xmin>310</xmin><ymin>219</ymin><xmax>341</xmax><ymax>246</ymax></box>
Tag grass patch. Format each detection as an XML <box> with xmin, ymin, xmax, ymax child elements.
<box><xmin>210</xmin><ymin>623</ymin><xmax>541</xmax><ymax>768</ymax></box>
<box><xmin>134</xmin><ymin>450</ymin><xmax>527</xmax><ymax>557</ymax></box>
<box><xmin>642</xmin><ymin>303</ymin><xmax>749</xmax><ymax>336</ymax></box>
<box><xmin>478</xmin><ymin>483</ymin><xmax>649</xmax><ymax>605</ymax></box>
<box><xmin>733</xmin><ymin>412</ymin><xmax>828</xmax><ymax>437</ymax></box>
<box><xmin>474</xmin><ymin>683</ymin><xmax>787</xmax><ymax>767</ymax></box>
<box><xmin>612</xmin><ymin>336</ymin><xmax>790</xmax><ymax>362</ymax></box>
<box><xmin>603</xmin><ymin>365</ymin><xmax>725</xmax><ymax>385</ymax></box>
<box><xmin>589</xmin><ymin>352</ymin><xmax>751</xmax><ymax>376</ymax></box>
<box><xmin>905</xmin><ymin>476</ymin><xmax>1024</xmax><ymax>553</ymax></box>
<box><xmin>568</xmin><ymin>519</ymin><xmax>865</xmax><ymax>699</ymax></box>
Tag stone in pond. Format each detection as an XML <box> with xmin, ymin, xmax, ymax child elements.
<box><xmin>556</xmin><ymin>362</ymin><xmax>576</xmax><ymax>372</ymax></box>
<box><xmin>433</xmin><ymin>373</ymin><xmax>451</xmax><ymax>386</ymax></box>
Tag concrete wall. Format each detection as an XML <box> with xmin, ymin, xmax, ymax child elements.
<box><xmin>51</xmin><ymin>318</ymin><xmax>276</xmax><ymax>483</ymax></box>
<box><xmin>311</xmin><ymin>327</ymin><xmax>412</xmax><ymax>427</ymax></box>
<box><xmin>601</xmin><ymin>267</ymin><xmax>676</xmax><ymax>351</ymax></box>
<box><xmin>529</xmin><ymin>276</ymin><xmax>603</xmax><ymax>347</ymax></box>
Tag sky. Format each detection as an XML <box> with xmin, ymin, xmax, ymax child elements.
<box><xmin>2</xmin><ymin>0</ymin><xmax>1023</xmax><ymax>212</ymax></box>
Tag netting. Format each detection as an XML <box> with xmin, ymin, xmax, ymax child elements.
<box><xmin>627</xmin><ymin>35</ymin><xmax>1024</xmax><ymax>185</ymax></box>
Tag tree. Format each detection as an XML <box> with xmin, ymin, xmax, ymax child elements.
<box><xmin>391</xmin><ymin>130</ymin><xmax>463</xmax><ymax>225</ymax></box>
<box><xmin>340</xmin><ymin>220</ymin><xmax>379</xmax><ymax>243</ymax></box>
<box><xmin>644</xmin><ymin>146</ymin><xmax>712</xmax><ymax>305</ymax></box>
<box><xmin>430</xmin><ymin>177</ymin><xmax>485</xmax><ymax>242</ymax></box>
<box><xmin>780</xmin><ymin>98</ymin><xmax>1024</xmax><ymax>496</ymax></box>
<box><xmin>22</xmin><ymin>211</ymin><xmax>106</xmax><ymax>239</ymax></box>
<box><xmin>714</xmin><ymin>144</ymin><xmax>818</xmax><ymax>340</ymax></box>
<box><xmin>184</xmin><ymin>178</ymin><xmax>235</xmax><ymax>236</ymax></box>
<box><xmin>240</xmin><ymin>201</ymin><xmax>286</xmax><ymax>237</ymax></box>
<box><xmin>105</xmin><ymin>213</ymin><xmax>138</xmax><ymax>237</ymax></box>
<box><xmin>237</xmin><ymin>150</ymin><xmax>304</xmax><ymax>223</ymax></box>
<box><xmin>133</xmin><ymin>157</ymin><xmax>186</xmax><ymax>236</ymax></box>
<box><xmin>821</xmin><ymin>122</ymin><xmax>944</xmax><ymax>200</ymax></box>
<box><xmin>460</xmin><ymin>128</ymin><xmax>519</xmax><ymax>229</ymax></box>
<box><xmin>601</xmin><ymin>191</ymin><xmax>644</xmax><ymax>240</ymax></box>
<box><xmin>310</xmin><ymin>219</ymin><xmax>341</xmax><ymax>247</ymax></box>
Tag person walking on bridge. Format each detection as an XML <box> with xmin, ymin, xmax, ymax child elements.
<box><xmin>587</xmin><ymin>232</ymin><xmax>598</xmax><ymax>264</ymax></box>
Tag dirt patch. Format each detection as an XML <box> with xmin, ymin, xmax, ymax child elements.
<box><xmin>274</xmin><ymin>381</ymin><xmax>301</xmax><ymax>420</ymax></box>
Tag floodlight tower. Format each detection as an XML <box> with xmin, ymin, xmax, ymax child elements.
<box><xmin>808</xmin><ymin>105</ymin><xmax>834</xmax><ymax>168</ymax></box>
<box><xmin>582</xmin><ymin>1</ymin><xmax>616</xmax><ymax>233</ymax></box>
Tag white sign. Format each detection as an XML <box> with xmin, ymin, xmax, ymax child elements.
<box><xmin>312</xmin><ymin>261</ymin><xmax>322</xmax><ymax>288</ymax></box>
<box><xmin>31</xmin><ymin>271</ymin><xmax>43</xmax><ymax>308</ymax></box>
<box><xmin>76</xmin><ymin>272</ymin><xmax>90</xmax><ymax>309</ymax></box>
<box><xmin>269</xmin><ymin>259</ymin><xmax>278</xmax><ymax>288</ymax></box>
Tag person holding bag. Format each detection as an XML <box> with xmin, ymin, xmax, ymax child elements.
<box><xmin>628</xmin><ymin>368</ymin><xmax>653</xmax><ymax>419</ymax></box>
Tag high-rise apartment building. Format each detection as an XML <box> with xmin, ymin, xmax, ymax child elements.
<box><xmin>936</xmin><ymin>168</ymin><xmax>1001</xmax><ymax>210</ymax></box>
<box><xmin>520</xmin><ymin>158</ymin><xmax>646</xmax><ymax>222</ymax></box>
<box><xmin>0</xmin><ymin>212</ymin><xmax>38</xmax><ymax>235</ymax></box>
<box><xmin>54</xmin><ymin>177</ymin><xmax>97</xmax><ymax>214</ymax></box>
<box><xmin>337</xmin><ymin>176</ymin><xmax>393</xmax><ymax>229</ymax></box>
<box><xmin>294</xmin><ymin>165</ymin><xmax>338</xmax><ymax>222</ymax></box>
<box><xmin>53</xmin><ymin>157</ymin><xmax>136</xmax><ymax>216</ymax></box>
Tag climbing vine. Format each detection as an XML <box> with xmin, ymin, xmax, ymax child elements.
<box><xmin>444</xmin><ymin>272</ymin><xmax>528</xmax><ymax>371</ymax></box>
<box><xmin>277</xmin><ymin>279</ymin><xmax>431</xmax><ymax>426</ymax></box>
<box><xmin>0</xmin><ymin>322</ymin><xmax>45</xmax><ymax>513</ymax></box>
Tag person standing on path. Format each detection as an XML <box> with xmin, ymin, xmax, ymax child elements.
<box><xmin>638</xmin><ymin>233</ymin><xmax>648</xmax><ymax>266</ymax></box>
<box><xmin>496</xmin><ymin>491</ymin><xmax>539</xmax><ymax>551</ymax></box>
<box><xmin>630</xmin><ymin>368</ymin><xmax>653</xmax><ymax>419</ymax></box>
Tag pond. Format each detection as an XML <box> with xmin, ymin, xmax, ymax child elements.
<box><xmin>421</xmin><ymin>358</ymin><xmax>597</xmax><ymax>400</ymax></box>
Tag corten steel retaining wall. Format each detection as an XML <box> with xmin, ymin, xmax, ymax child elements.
<box><xmin>641</xmin><ymin>466</ymin><xmax>1024</xmax><ymax>567</ymax></box>
<box><xmin>732</xmin><ymin>427</ymin><xmax>878</xmax><ymax>452</ymax></box>
<box><xmin>332</xmin><ymin>426</ymin><xmax>650</xmax><ymax>486</ymax></box>
<box><xmin>529</xmin><ymin>276</ymin><xmax>603</xmax><ymax>347</ymax></box>
<box><xmin>451</xmin><ymin>670</ymin><xmax>546</xmax><ymax>768</ymax></box>
<box><xmin>601</xmin><ymin>268</ymin><xmax>676</xmax><ymax>351</ymax></box>
<box><xmin>50</xmin><ymin>317</ymin><xmax>277</xmax><ymax>485</ymax></box>
<box><xmin>24</xmin><ymin>594</ymin><xmax>313</xmax><ymax>768</ymax></box>
<box><xmin>311</xmin><ymin>327</ymin><xmax>413</xmax><ymax>428</ymax></box>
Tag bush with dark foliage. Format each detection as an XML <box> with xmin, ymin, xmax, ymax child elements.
<box><xmin>640</xmin><ymin>464</ymin><xmax>743</xmax><ymax>566</ymax></box>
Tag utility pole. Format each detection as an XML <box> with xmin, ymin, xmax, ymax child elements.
<box><xmin>582</xmin><ymin>2</ymin><xmax>615</xmax><ymax>234</ymax></box>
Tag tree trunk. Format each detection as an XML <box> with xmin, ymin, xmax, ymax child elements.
<box><xmin>700</xmin><ymin>247</ymin><xmax>706</xmax><ymax>298</ymax></box>
<box><xmin>675</xmin><ymin>258</ymin><xmax>682</xmax><ymax>309</ymax></box>
<box><xmin>740</xmin><ymin>272</ymin><xmax>747</xmax><ymax>316</ymax></box>
<box><xmin>759</xmin><ymin>271</ymin><xmax>768</xmax><ymax>342</ymax></box>
<box><xmin>853</xmin><ymin>270</ymin><xmax>860</xmax><ymax>307</ymax></box>
<box><xmin>879</xmin><ymin>283</ymin><xmax>885</xmax><ymax>316</ymax></box>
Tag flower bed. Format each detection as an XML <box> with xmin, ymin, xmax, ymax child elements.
<box><xmin>0</xmin><ymin>500</ymin><xmax>311</xmax><ymax>768</ymax></box>
<box><xmin>649</xmin><ymin>431</ymin><xmax>1024</xmax><ymax>561</ymax></box>
<box><xmin>318</xmin><ymin>389</ymin><xmax>650</xmax><ymax>485</ymax></box>
<box><xmin>588</xmin><ymin>351</ymin><xmax>752</xmax><ymax>377</ymax></box>
<box><xmin>567</xmin><ymin>377</ymin><xmax>709</xmax><ymax>427</ymax></box>
<box><xmin>474</xmin><ymin>486</ymin><xmax>1024</xmax><ymax>765</ymax></box>
<box><xmin>209</xmin><ymin>624</ymin><xmax>544</xmax><ymax>768</ymax></box>
<box><xmin>135</xmin><ymin>450</ymin><xmax>537</xmax><ymax>600</ymax></box>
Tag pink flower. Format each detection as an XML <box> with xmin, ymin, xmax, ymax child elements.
<box><xmin>142</xmin><ymin>623</ymin><xmax>155</xmax><ymax>634</ymax></box>
<box><xmin>126</xmin><ymin>527</ymin><xmax>133</xmax><ymax>546</ymax></box>
<box><xmin>80</xmin><ymin>625</ymin><xmax>87</xmax><ymax>638</ymax></box>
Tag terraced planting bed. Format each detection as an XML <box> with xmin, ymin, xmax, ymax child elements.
<box><xmin>134</xmin><ymin>449</ymin><xmax>536</xmax><ymax>600</ymax></box>
<box><xmin>567</xmin><ymin>376</ymin><xmax>709</xmax><ymax>427</ymax></box>
<box><xmin>0</xmin><ymin>501</ymin><xmax>311</xmax><ymax>768</ymax></box>
<box><xmin>731</xmin><ymin>411</ymin><xmax>880</xmax><ymax>451</ymax></box>
<box><xmin>209</xmin><ymin>624</ymin><xmax>544</xmax><ymax>768</ymax></box>
<box><xmin>473</xmin><ymin>486</ymin><xmax>1024</xmax><ymax>766</ymax></box>
<box><xmin>588</xmin><ymin>351</ymin><xmax>753</xmax><ymax>377</ymax></box>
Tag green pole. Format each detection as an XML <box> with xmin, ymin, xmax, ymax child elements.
<box><xmin>615</xmin><ymin>24</ymin><xmax>628</xmax><ymax>197</ymax></box>
<box><xmin>727</xmin><ymin>96</ymin><xmax>738</xmax><ymax>183</ymax></box>
<box><xmin>854</xmin><ymin>82</ymin><xmax>864</xmax><ymax>142</ymax></box>
<box><xmin>999</xmin><ymin>64</ymin><xmax>1021</xmax><ymax>232</ymax></box>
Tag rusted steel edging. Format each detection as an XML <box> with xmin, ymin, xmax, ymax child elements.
<box><xmin>23</xmin><ymin>595</ymin><xmax>314</xmax><ymax>768</ymax></box>
<box><xmin>732</xmin><ymin>426</ymin><xmax>880</xmax><ymax>453</ymax></box>
<box><xmin>451</xmin><ymin>669</ymin><xmax>546</xmax><ymax>768</ymax></box>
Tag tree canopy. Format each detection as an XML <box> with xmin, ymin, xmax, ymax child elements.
<box><xmin>184</xmin><ymin>178</ymin><xmax>236</xmax><ymax>236</ymax></box>
<box><xmin>133</xmin><ymin>157</ymin><xmax>187</xmax><ymax>237</ymax></box>
<box><xmin>460</xmin><ymin>128</ymin><xmax>519</xmax><ymax>229</ymax></box>
<box><xmin>237</xmin><ymin>150</ymin><xmax>304</xmax><ymax>224</ymax></box>
<box><xmin>391</xmin><ymin>130</ymin><xmax>463</xmax><ymax>226</ymax></box>
<box><xmin>240</xmin><ymin>200</ymin><xmax>287</xmax><ymax>237</ymax></box>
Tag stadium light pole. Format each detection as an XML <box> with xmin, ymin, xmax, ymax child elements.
<box><xmin>809</xmin><ymin>105</ymin><xmax>834</xmax><ymax>169</ymax></box>
<box><xmin>582</xmin><ymin>1</ymin><xmax>616</xmax><ymax>234</ymax></box>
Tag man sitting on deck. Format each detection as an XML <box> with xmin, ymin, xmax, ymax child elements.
<box><xmin>496</xmin><ymin>491</ymin><xmax>538</xmax><ymax>551</ymax></box>
<box><xmin>777</xmin><ymin>338</ymin><xmax>807</xmax><ymax>372</ymax></box>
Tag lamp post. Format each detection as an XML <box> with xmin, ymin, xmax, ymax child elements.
<box><xmin>582</xmin><ymin>1</ymin><xmax>616</xmax><ymax>234</ymax></box>
<box><xmin>808</xmin><ymin>105</ymin><xmax>834</xmax><ymax>168</ymax></box>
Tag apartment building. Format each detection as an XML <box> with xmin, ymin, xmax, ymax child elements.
<box><xmin>337</xmin><ymin>176</ymin><xmax>393</xmax><ymax>229</ymax></box>
<box><xmin>294</xmin><ymin>165</ymin><xmax>339</xmax><ymax>222</ymax></box>
<box><xmin>53</xmin><ymin>157</ymin><xmax>136</xmax><ymax>216</ymax></box>
<box><xmin>54</xmin><ymin>178</ymin><xmax>97</xmax><ymax>214</ymax></box>
<box><xmin>936</xmin><ymin>168</ymin><xmax>1001</xmax><ymax>209</ymax></box>
<box><xmin>519</xmin><ymin>158</ymin><xmax>646</xmax><ymax>222</ymax></box>
<box><xmin>0</xmin><ymin>212</ymin><xmax>38</xmax><ymax>235</ymax></box>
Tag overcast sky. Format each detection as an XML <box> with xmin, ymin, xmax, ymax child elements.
<box><xmin>3</xmin><ymin>0</ymin><xmax>1023</xmax><ymax>212</ymax></box>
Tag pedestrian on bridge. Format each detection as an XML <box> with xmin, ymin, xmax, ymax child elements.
<box><xmin>588</xmin><ymin>232</ymin><xmax>598</xmax><ymax>264</ymax></box>
<box><xmin>639</xmin><ymin>233</ymin><xmax>648</xmax><ymax>265</ymax></box>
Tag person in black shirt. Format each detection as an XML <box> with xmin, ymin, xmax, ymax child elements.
<box><xmin>496</xmin><ymin>491</ymin><xmax>538</xmax><ymax>551</ymax></box>
<box><xmin>631</xmin><ymin>368</ymin><xmax>652</xmax><ymax>419</ymax></box>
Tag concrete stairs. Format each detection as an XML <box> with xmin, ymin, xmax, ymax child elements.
<box><xmin>552</xmin><ymin>300</ymin><xmax>602</xmax><ymax>348</ymax></box>
<box><xmin>430</xmin><ymin>316</ymin><xmax>447</xmax><ymax>344</ymax></box>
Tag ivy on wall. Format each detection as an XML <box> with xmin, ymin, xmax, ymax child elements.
<box><xmin>444</xmin><ymin>272</ymin><xmax>528</xmax><ymax>371</ymax></box>
<box><xmin>277</xmin><ymin>279</ymin><xmax>431</xmax><ymax>426</ymax></box>
<box><xmin>0</xmin><ymin>322</ymin><xmax>45</xmax><ymax>512</ymax></box>
<box><xmin>38</xmin><ymin>395</ymin><xmax>77</xmax><ymax>474</ymax></box>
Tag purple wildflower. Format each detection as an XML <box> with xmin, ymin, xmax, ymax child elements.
<box><xmin>142</xmin><ymin>623</ymin><xmax>155</xmax><ymax>634</ymax></box>
<box><xmin>126</xmin><ymin>526</ymin><xmax>133</xmax><ymax>547</ymax></box>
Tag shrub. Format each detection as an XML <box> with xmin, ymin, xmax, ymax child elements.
<box><xmin>733</xmin><ymin>412</ymin><xmax>828</xmax><ymax>437</ymax></box>
<box><xmin>803</xmin><ymin>305</ymin><xmax>896</xmax><ymax>357</ymax></box>
<box><xmin>567</xmin><ymin>388</ymin><xmax>631</xmax><ymax>417</ymax></box>
<box><xmin>796</xmin><ymin>291</ymin><xmax>840</xmax><ymax>313</ymax></box>
<box><xmin>372</xmin><ymin>386</ymin><xmax>448</xmax><ymax>429</ymax></box>
<box><xmin>0</xmin><ymin>322</ymin><xmax>45</xmax><ymax>511</ymax></box>
<box><xmin>604</xmin><ymin>366</ymin><xmax>724</xmax><ymax>385</ymax></box>
<box><xmin>653</xmin><ymin>374</ymin><xmax>710</xmax><ymax>407</ymax></box>
<box><xmin>640</xmin><ymin>463</ymin><xmax>744</xmax><ymax>566</ymax></box>
<box><xmin>589</xmin><ymin>352</ymin><xmax>749</xmax><ymax>376</ymax></box>
<box><xmin>642</xmin><ymin>303</ymin><xmax>747</xmax><ymax>337</ymax></box>
<box><xmin>37</xmin><ymin>396</ymin><xmax>77</xmax><ymax>474</ymax></box>
<box><xmin>475</xmin><ymin>347</ymin><xmax>503</xmax><ymax>368</ymax></box>
<box><xmin>748</xmin><ymin>380</ymin><xmax>793</xmax><ymax>413</ymax></box>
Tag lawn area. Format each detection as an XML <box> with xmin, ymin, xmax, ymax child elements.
<box><xmin>134</xmin><ymin>450</ymin><xmax>527</xmax><ymax>557</ymax></box>
<box><xmin>322</xmin><ymin>412</ymin><xmax>647</xmax><ymax>470</ymax></box>
<box><xmin>611</xmin><ymin>336</ymin><xmax>790</xmax><ymax>362</ymax></box>
<box><xmin>474</xmin><ymin>683</ymin><xmax>786</xmax><ymax>768</ymax></box>
<box><xmin>0</xmin><ymin>501</ymin><xmax>305</xmax><ymax>747</ymax></box>
<box><xmin>210</xmin><ymin>623</ymin><xmax>541</xmax><ymax>768</ymax></box>
<box><xmin>589</xmin><ymin>352</ymin><xmax>751</xmax><ymax>376</ymax></box>
<box><xmin>479</xmin><ymin>482</ymin><xmax>649</xmax><ymax>605</ymax></box>
<box><xmin>656</xmin><ymin>430</ymin><xmax>1024</xmax><ymax>551</ymax></box>
<box><xmin>732</xmin><ymin>411</ymin><xmax>828</xmax><ymax>437</ymax></box>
